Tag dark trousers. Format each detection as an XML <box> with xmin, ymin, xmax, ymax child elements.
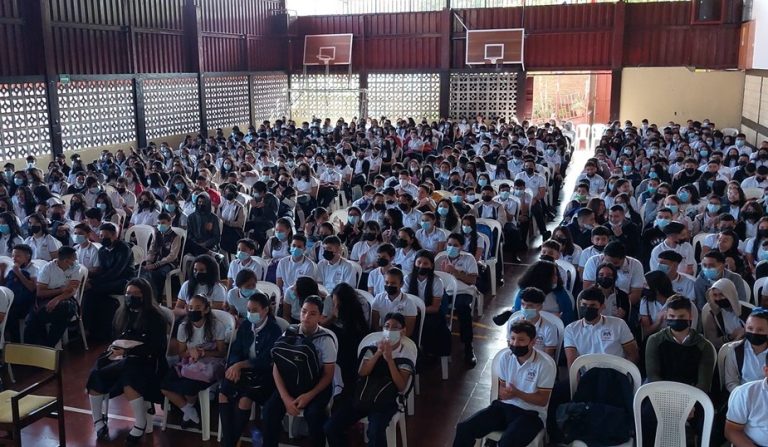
<box><xmin>6</xmin><ymin>296</ymin><xmax>34</xmax><ymax>343</ymax></box>
<box><xmin>262</xmin><ymin>386</ymin><xmax>332</xmax><ymax>447</ymax></box>
<box><xmin>531</xmin><ymin>201</ymin><xmax>548</xmax><ymax>233</ymax></box>
<box><xmin>324</xmin><ymin>402</ymin><xmax>398</xmax><ymax>447</ymax></box>
<box><xmin>246</xmin><ymin>219</ymin><xmax>275</xmax><ymax>256</ymax></box>
<box><xmin>218</xmin><ymin>401</ymin><xmax>254</xmax><ymax>447</ymax></box>
<box><xmin>139</xmin><ymin>264</ymin><xmax>174</xmax><ymax>302</ymax></box>
<box><xmin>442</xmin><ymin>293</ymin><xmax>474</xmax><ymax>345</ymax></box>
<box><xmin>546</xmin><ymin>379</ymin><xmax>572</xmax><ymax>441</ymax></box>
<box><xmin>23</xmin><ymin>299</ymin><xmax>77</xmax><ymax>347</ymax></box>
<box><xmin>503</xmin><ymin>223</ymin><xmax>524</xmax><ymax>253</ymax></box>
<box><xmin>83</xmin><ymin>282</ymin><xmax>124</xmax><ymax>341</ymax></box>
<box><xmin>453</xmin><ymin>400</ymin><xmax>543</xmax><ymax>447</ymax></box>
<box><xmin>318</xmin><ymin>186</ymin><xmax>338</xmax><ymax>208</ymax></box>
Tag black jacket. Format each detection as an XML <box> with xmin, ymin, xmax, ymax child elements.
<box><xmin>228</xmin><ymin>316</ymin><xmax>283</xmax><ymax>374</ymax></box>
<box><xmin>94</xmin><ymin>239</ymin><xmax>135</xmax><ymax>282</ymax></box>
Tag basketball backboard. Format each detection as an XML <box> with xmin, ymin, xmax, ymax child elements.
<box><xmin>303</xmin><ymin>33</ymin><xmax>353</xmax><ymax>66</ymax></box>
<box><xmin>465</xmin><ymin>28</ymin><xmax>524</xmax><ymax>67</ymax></box>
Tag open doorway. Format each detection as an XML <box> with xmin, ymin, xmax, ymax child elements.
<box><xmin>526</xmin><ymin>72</ymin><xmax>611</xmax><ymax>126</ymax></box>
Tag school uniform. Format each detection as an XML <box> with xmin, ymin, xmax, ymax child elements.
<box><xmin>371</xmin><ymin>292</ymin><xmax>418</xmax><ymax>326</ymax></box>
<box><xmin>507</xmin><ymin>314</ymin><xmax>559</xmax><ymax>354</ymax></box>
<box><xmin>415</xmin><ymin>227</ymin><xmax>448</xmax><ymax>253</ymax></box>
<box><xmin>24</xmin><ymin>234</ymin><xmax>61</xmax><ymax>261</ymax></box>
<box><xmin>723</xmin><ymin>340</ymin><xmax>768</xmax><ymax>392</ymax></box>
<box><xmin>276</xmin><ymin>255</ymin><xmax>317</xmax><ymax>294</ymax></box>
<box><xmin>582</xmin><ymin>254</ymin><xmax>646</xmax><ymax>295</ymax></box>
<box><xmin>438</xmin><ymin>251</ymin><xmax>478</xmax><ymax>345</ymax></box>
<box><xmin>24</xmin><ymin>259</ymin><xmax>78</xmax><ymax>347</ymax></box>
<box><xmin>317</xmin><ymin>257</ymin><xmax>358</xmax><ymax>292</ymax></box>
<box><xmin>726</xmin><ymin>379</ymin><xmax>768</xmax><ymax>447</ymax></box>
<box><xmin>564</xmin><ymin>315</ymin><xmax>635</xmax><ymax>359</ymax></box>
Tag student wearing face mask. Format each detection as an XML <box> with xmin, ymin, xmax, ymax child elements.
<box><xmin>453</xmin><ymin>321</ymin><xmax>556</xmax><ymax>447</ymax></box>
<box><xmin>694</xmin><ymin>251</ymin><xmax>749</xmax><ymax>310</ymax></box>
<box><xmin>86</xmin><ymin>278</ymin><xmax>168</xmax><ymax>445</ymax></box>
<box><xmin>702</xmin><ymin>278</ymin><xmax>747</xmax><ymax>350</ymax></box>
<box><xmin>217</xmin><ymin>185</ymin><xmax>245</xmax><ymax>254</ymax></box>
<box><xmin>325</xmin><ymin>312</ymin><xmax>416</xmax><ymax>447</ymax></box>
<box><xmin>218</xmin><ymin>291</ymin><xmax>282</xmax><ymax>447</ymax></box>
<box><xmin>139</xmin><ymin>214</ymin><xmax>181</xmax><ymax>299</ymax></box>
<box><xmin>643</xmin><ymin>296</ymin><xmax>715</xmax><ymax>447</ymax></box>
<box><xmin>725</xmin><ymin>352</ymin><xmax>768</xmax><ymax>447</ymax></box>
<box><xmin>162</xmin><ymin>294</ymin><xmax>228</xmax><ymax>429</ymax></box>
<box><xmin>506</xmin><ymin>287</ymin><xmax>558</xmax><ymax>359</ymax></box>
<box><xmin>649</xmin><ymin>221</ymin><xmax>695</xmax><ymax>275</ymax></box>
<box><xmin>723</xmin><ymin>308</ymin><xmax>768</xmax><ymax>394</ymax></box>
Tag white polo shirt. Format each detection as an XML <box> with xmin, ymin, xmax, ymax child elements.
<box><xmin>671</xmin><ymin>274</ymin><xmax>696</xmax><ymax>301</ymax></box>
<box><xmin>367</xmin><ymin>267</ymin><xmax>388</xmax><ymax>296</ymax></box>
<box><xmin>415</xmin><ymin>227</ymin><xmax>447</xmax><ymax>253</ymax></box>
<box><xmin>575</xmin><ymin>173</ymin><xmax>606</xmax><ymax>196</ymax></box>
<box><xmin>437</xmin><ymin>251</ymin><xmax>478</xmax><ymax>293</ymax></box>
<box><xmin>362</xmin><ymin>335</ymin><xmax>417</xmax><ymax>374</ymax></box>
<box><xmin>75</xmin><ymin>243</ymin><xmax>101</xmax><ymax>269</ymax></box>
<box><xmin>317</xmin><ymin>257</ymin><xmax>358</xmax><ymax>292</ymax></box>
<box><xmin>497</xmin><ymin>349</ymin><xmax>557</xmax><ymax>422</ymax></box>
<box><xmin>351</xmin><ymin>240</ymin><xmax>382</xmax><ymax>272</ymax></box>
<box><xmin>564</xmin><ymin>315</ymin><xmax>635</xmax><ymax>358</ymax></box>
<box><xmin>401</xmin><ymin>209</ymin><xmax>422</xmax><ymax>230</ymax></box>
<box><xmin>726</xmin><ymin>379</ymin><xmax>768</xmax><ymax>446</ymax></box>
<box><xmin>507</xmin><ymin>314</ymin><xmax>559</xmax><ymax>353</ymax></box>
<box><xmin>649</xmin><ymin>240</ymin><xmax>695</xmax><ymax>273</ymax></box>
<box><xmin>724</xmin><ymin>341</ymin><xmax>768</xmax><ymax>392</ymax></box>
<box><xmin>403</xmin><ymin>275</ymin><xmax>444</xmax><ymax>304</ymax></box>
<box><xmin>583</xmin><ymin>255</ymin><xmax>645</xmax><ymax>294</ymax></box>
<box><xmin>371</xmin><ymin>292</ymin><xmax>418</xmax><ymax>325</ymax></box>
<box><xmin>578</xmin><ymin>246</ymin><xmax>602</xmax><ymax>270</ymax></box>
<box><xmin>177</xmin><ymin>281</ymin><xmax>227</xmax><ymax>304</ymax></box>
<box><xmin>24</xmin><ymin>234</ymin><xmax>62</xmax><ymax>262</ymax></box>
<box><xmin>276</xmin><ymin>255</ymin><xmax>317</xmax><ymax>293</ymax></box>
<box><xmin>227</xmin><ymin>257</ymin><xmax>265</xmax><ymax>283</ymax></box>
<box><xmin>37</xmin><ymin>260</ymin><xmax>79</xmax><ymax>294</ymax></box>
<box><xmin>394</xmin><ymin>248</ymin><xmax>417</xmax><ymax>276</ymax></box>
<box><xmin>515</xmin><ymin>171</ymin><xmax>547</xmax><ymax>192</ymax></box>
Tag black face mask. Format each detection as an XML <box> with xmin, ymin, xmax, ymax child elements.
<box><xmin>482</xmin><ymin>195</ymin><xmax>493</xmax><ymax>202</ymax></box>
<box><xmin>667</xmin><ymin>319</ymin><xmax>690</xmax><ymax>332</ymax></box>
<box><xmin>540</xmin><ymin>255</ymin><xmax>555</xmax><ymax>262</ymax></box>
<box><xmin>126</xmin><ymin>295</ymin><xmax>143</xmax><ymax>311</ymax></box>
<box><xmin>745</xmin><ymin>332</ymin><xmax>768</xmax><ymax>346</ymax></box>
<box><xmin>510</xmin><ymin>345</ymin><xmax>529</xmax><ymax>357</ymax></box>
<box><xmin>376</xmin><ymin>257</ymin><xmax>389</xmax><ymax>267</ymax></box>
<box><xmin>715</xmin><ymin>299</ymin><xmax>732</xmax><ymax>310</ymax></box>
<box><xmin>580</xmin><ymin>306</ymin><xmax>599</xmax><ymax>321</ymax></box>
<box><xmin>384</xmin><ymin>285</ymin><xmax>399</xmax><ymax>296</ymax></box>
<box><xmin>416</xmin><ymin>267</ymin><xmax>432</xmax><ymax>276</ymax></box>
<box><xmin>225</xmin><ymin>193</ymin><xmax>236</xmax><ymax>201</ymax></box>
<box><xmin>101</xmin><ymin>237</ymin><xmax>112</xmax><ymax>247</ymax></box>
<box><xmin>374</xmin><ymin>203</ymin><xmax>386</xmax><ymax>211</ymax></box>
<box><xmin>193</xmin><ymin>271</ymin><xmax>207</xmax><ymax>281</ymax></box>
<box><xmin>593</xmin><ymin>244</ymin><xmax>605</xmax><ymax>252</ymax></box>
<box><xmin>29</xmin><ymin>225</ymin><xmax>42</xmax><ymax>234</ymax></box>
<box><xmin>322</xmin><ymin>250</ymin><xmax>335</xmax><ymax>261</ymax></box>
<box><xmin>758</xmin><ymin>229</ymin><xmax>768</xmax><ymax>239</ymax></box>
<box><xmin>363</xmin><ymin>233</ymin><xmax>376</xmax><ymax>241</ymax></box>
<box><xmin>596</xmin><ymin>276</ymin><xmax>615</xmax><ymax>289</ymax></box>
<box><xmin>398</xmin><ymin>203</ymin><xmax>410</xmax><ymax>212</ymax></box>
<box><xmin>684</xmin><ymin>168</ymin><xmax>696</xmax><ymax>175</ymax></box>
<box><xmin>188</xmin><ymin>310</ymin><xmax>204</xmax><ymax>323</ymax></box>
<box><xmin>395</xmin><ymin>239</ymin><xmax>408</xmax><ymax>248</ymax></box>
<box><xmin>525</xmin><ymin>168</ymin><xmax>535</xmax><ymax>175</ymax></box>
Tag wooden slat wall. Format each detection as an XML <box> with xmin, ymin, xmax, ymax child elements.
<box><xmin>132</xmin><ymin>0</ymin><xmax>185</xmax><ymax>73</ymax></box>
<box><xmin>0</xmin><ymin>0</ymin><xmax>24</xmax><ymax>76</ymax></box>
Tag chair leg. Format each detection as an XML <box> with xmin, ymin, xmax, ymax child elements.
<box><xmin>441</xmin><ymin>357</ymin><xmax>449</xmax><ymax>380</ymax></box>
<box><xmin>386</xmin><ymin>419</ymin><xmax>396</xmax><ymax>447</ymax></box>
<box><xmin>145</xmin><ymin>402</ymin><xmax>154</xmax><ymax>434</ymax></box>
<box><xmin>414</xmin><ymin>375</ymin><xmax>420</xmax><ymax>395</ymax></box>
<box><xmin>250</xmin><ymin>402</ymin><xmax>256</xmax><ymax>421</ymax></box>
<box><xmin>287</xmin><ymin>415</ymin><xmax>295</xmax><ymax>439</ymax></box>
<box><xmin>58</xmin><ymin>400</ymin><xmax>67</xmax><ymax>447</ymax></box>
<box><xmin>161</xmin><ymin>397</ymin><xmax>170</xmax><ymax>431</ymax></box>
<box><xmin>7</xmin><ymin>364</ymin><xmax>14</xmax><ymax>383</ymax></box>
<box><xmin>407</xmin><ymin>393</ymin><xmax>414</xmax><ymax>416</ymax></box>
<box><xmin>217</xmin><ymin>414</ymin><xmax>223</xmax><ymax>442</ymax></box>
<box><xmin>79</xmin><ymin>319</ymin><xmax>89</xmax><ymax>350</ymax></box>
<box><xmin>199</xmin><ymin>389</ymin><xmax>211</xmax><ymax>441</ymax></box>
<box><xmin>399</xmin><ymin>415</ymin><xmax>407</xmax><ymax>447</ymax></box>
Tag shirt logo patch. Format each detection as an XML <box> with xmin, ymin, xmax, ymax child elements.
<box><xmin>601</xmin><ymin>329</ymin><xmax>614</xmax><ymax>341</ymax></box>
<box><xmin>525</xmin><ymin>369</ymin><xmax>537</xmax><ymax>382</ymax></box>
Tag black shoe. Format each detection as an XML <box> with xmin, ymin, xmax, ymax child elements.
<box><xmin>509</xmin><ymin>256</ymin><xmax>522</xmax><ymax>264</ymax></box>
<box><xmin>492</xmin><ymin>310</ymin><xmax>513</xmax><ymax>326</ymax></box>
<box><xmin>95</xmin><ymin>418</ymin><xmax>109</xmax><ymax>441</ymax></box>
<box><xmin>180</xmin><ymin>418</ymin><xmax>199</xmax><ymax>430</ymax></box>
<box><xmin>213</xmin><ymin>253</ymin><xmax>225</xmax><ymax>263</ymax></box>
<box><xmin>464</xmin><ymin>345</ymin><xmax>477</xmax><ymax>368</ymax></box>
<box><xmin>124</xmin><ymin>426</ymin><xmax>144</xmax><ymax>446</ymax></box>
<box><xmin>542</xmin><ymin>230</ymin><xmax>552</xmax><ymax>240</ymax></box>
<box><xmin>497</xmin><ymin>277</ymin><xmax>505</xmax><ymax>287</ymax></box>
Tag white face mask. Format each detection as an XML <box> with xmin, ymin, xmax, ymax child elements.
<box><xmin>382</xmin><ymin>329</ymin><xmax>401</xmax><ymax>344</ymax></box>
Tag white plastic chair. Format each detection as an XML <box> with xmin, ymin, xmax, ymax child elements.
<box><xmin>435</xmin><ymin>251</ymin><xmax>484</xmax><ymax>318</ymax></box>
<box><xmin>358</xmin><ymin>332</ymin><xmax>416</xmax><ymax>447</ymax></box>
<box><xmin>477</xmin><ymin>217</ymin><xmax>503</xmax><ymax>299</ymax></box>
<box><xmin>329</xmin><ymin>209</ymin><xmax>349</xmax><ymax>231</ymax></box>
<box><xmin>752</xmin><ymin>276</ymin><xmax>768</xmax><ymax>304</ymax></box>
<box><xmin>251</xmin><ymin>256</ymin><xmax>268</xmax><ymax>281</ymax></box>
<box><xmin>555</xmin><ymin>259</ymin><xmax>577</xmax><ymax>295</ymax></box>
<box><xmin>123</xmin><ymin>224</ymin><xmax>154</xmax><ymax>256</ymax></box>
<box><xmin>256</xmin><ymin>281</ymin><xmax>282</xmax><ymax>309</ymax></box>
<box><xmin>356</xmin><ymin>289</ymin><xmax>375</xmax><ymax>326</ymax></box>
<box><xmin>62</xmin><ymin>264</ymin><xmax>89</xmax><ymax>350</ymax></box>
<box><xmin>435</xmin><ymin>269</ymin><xmax>459</xmax><ymax>378</ymax></box>
<box><xmin>575</xmin><ymin>124</ymin><xmax>591</xmax><ymax>151</ymax></box>
<box><xmin>737</xmin><ymin>275</ymin><xmax>754</xmax><ymax>305</ymax></box>
<box><xmin>691</xmin><ymin>233</ymin><xmax>712</xmax><ymax>262</ymax></box>
<box><xmin>721</xmin><ymin>127</ymin><xmax>738</xmax><ymax>137</ymax></box>
<box><xmin>408</xmin><ymin>294</ymin><xmax>425</xmax><ymax>416</ymax></box>
<box><xmin>161</xmin><ymin>309</ymin><xmax>236</xmax><ymax>441</ymax></box>
<box><xmin>350</xmin><ymin>261</ymin><xmax>363</xmax><ymax>288</ymax></box>
<box><xmin>633</xmin><ymin>381</ymin><xmax>714</xmax><ymax>447</ymax></box>
<box><xmin>0</xmin><ymin>286</ymin><xmax>15</xmax><ymax>383</ymax></box>
<box><xmin>590</xmin><ymin>124</ymin><xmax>607</xmax><ymax>150</ymax></box>
<box><xmin>480</xmin><ymin>348</ymin><xmax>548</xmax><ymax>447</ymax></box>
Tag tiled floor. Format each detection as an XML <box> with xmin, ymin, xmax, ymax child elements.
<box><xmin>4</xmin><ymin>151</ymin><xmax>590</xmax><ymax>446</ymax></box>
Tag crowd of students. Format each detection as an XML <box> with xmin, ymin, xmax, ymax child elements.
<box><xmin>1</xmin><ymin>114</ymin><xmax>767</xmax><ymax>447</ymax></box>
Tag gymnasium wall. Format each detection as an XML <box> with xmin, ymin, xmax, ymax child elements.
<box><xmin>740</xmin><ymin>71</ymin><xmax>768</xmax><ymax>146</ymax></box>
<box><xmin>619</xmin><ymin>67</ymin><xmax>745</xmax><ymax>129</ymax></box>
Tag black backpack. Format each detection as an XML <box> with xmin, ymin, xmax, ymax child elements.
<box><xmin>353</xmin><ymin>346</ymin><xmax>414</xmax><ymax>413</ymax></box>
<box><xmin>271</xmin><ymin>325</ymin><xmax>333</xmax><ymax>396</ymax></box>
<box><xmin>556</xmin><ymin>367</ymin><xmax>635</xmax><ymax>446</ymax></box>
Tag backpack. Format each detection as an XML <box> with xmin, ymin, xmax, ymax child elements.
<box><xmin>555</xmin><ymin>367</ymin><xmax>635</xmax><ymax>446</ymax></box>
<box><xmin>271</xmin><ymin>325</ymin><xmax>333</xmax><ymax>396</ymax></box>
<box><xmin>353</xmin><ymin>346</ymin><xmax>414</xmax><ymax>413</ymax></box>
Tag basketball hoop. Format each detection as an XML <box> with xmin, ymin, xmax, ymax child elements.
<box><xmin>486</xmin><ymin>57</ymin><xmax>503</xmax><ymax>71</ymax></box>
<box><xmin>317</xmin><ymin>55</ymin><xmax>332</xmax><ymax>65</ymax></box>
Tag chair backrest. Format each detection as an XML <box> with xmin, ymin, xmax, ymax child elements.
<box><xmin>434</xmin><ymin>270</ymin><xmax>458</xmax><ymax>311</ymax></box>
<box><xmin>743</xmin><ymin>187</ymin><xmax>763</xmax><ymax>201</ymax></box>
<box><xmin>257</xmin><ymin>281</ymin><xmax>282</xmax><ymax>308</ymax></box>
<box><xmin>753</xmin><ymin>277</ymin><xmax>768</xmax><ymax>305</ymax></box>
<box><xmin>330</xmin><ymin>209</ymin><xmax>348</xmax><ymax>229</ymax></box>
<box><xmin>124</xmin><ymin>224</ymin><xmax>154</xmax><ymax>253</ymax></box>
<box><xmin>477</xmin><ymin>218</ymin><xmax>502</xmax><ymax>261</ymax></box>
<box><xmin>716</xmin><ymin>341</ymin><xmax>738</xmax><ymax>391</ymax></box>
<box><xmin>4</xmin><ymin>343</ymin><xmax>59</xmax><ymax>371</ymax></box>
<box><xmin>60</xmin><ymin>194</ymin><xmax>73</xmax><ymax>209</ymax></box>
<box><xmin>692</xmin><ymin>233</ymin><xmax>712</xmax><ymax>263</ymax></box>
<box><xmin>170</xmin><ymin>227</ymin><xmax>188</xmax><ymax>267</ymax></box>
<box><xmin>75</xmin><ymin>264</ymin><xmax>89</xmax><ymax>307</ymax></box>
<box><xmin>633</xmin><ymin>381</ymin><xmax>714</xmax><ymax>447</ymax></box>
<box><xmin>212</xmin><ymin>309</ymin><xmax>237</xmax><ymax>342</ymax></box>
<box><xmin>251</xmin><ymin>256</ymin><xmax>269</xmax><ymax>281</ymax></box>
<box><xmin>568</xmin><ymin>353</ymin><xmax>642</xmax><ymax>399</ymax></box>
<box><xmin>488</xmin><ymin>347</ymin><xmax>507</xmax><ymax>403</ymax></box>
<box><xmin>0</xmin><ymin>256</ymin><xmax>12</xmax><ymax>270</ymax></box>
<box><xmin>555</xmin><ymin>259</ymin><xmax>577</xmax><ymax>294</ymax></box>
<box><xmin>738</xmin><ymin>275</ymin><xmax>754</xmax><ymax>305</ymax></box>
<box><xmin>0</xmin><ymin>286</ymin><xmax>14</xmax><ymax>348</ymax></box>
<box><xmin>275</xmin><ymin>316</ymin><xmax>290</xmax><ymax>332</ymax></box>
<box><xmin>407</xmin><ymin>292</ymin><xmax>425</xmax><ymax>348</ymax></box>
<box><xmin>130</xmin><ymin>245</ymin><xmax>145</xmax><ymax>268</ymax></box>
<box><xmin>740</xmin><ymin>300</ymin><xmax>756</xmax><ymax>313</ymax></box>
<box><xmin>350</xmin><ymin>261</ymin><xmax>363</xmax><ymax>288</ymax></box>
<box><xmin>356</xmin><ymin>289</ymin><xmax>375</xmax><ymax>326</ymax></box>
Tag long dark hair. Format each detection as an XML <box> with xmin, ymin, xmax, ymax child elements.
<box><xmin>331</xmin><ymin>283</ymin><xmax>368</xmax><ymax>336</ymax></box>
<box><xmin>437</xmin><ymin>198</ymin><xmax>460</xmax><ymax>231</ymax></box>
<box><xmin>0</xmin><ymin>212</ymin><xmax>21</xmax><ymax>253</ymax></box>
<box><xmin>461</xmin><ymin>214</ymin><xmax>479</xmax><ymax>258</ymax></box>
<box><xmin>183</xmin><ymin>294</ymin><xmax>215</xmax><ymax>343</ymax></box>
<box><xmin>113</xmin><ymin>278</ymin><xmax>161</xmax><ymax>334</ymax></box>
<box><xmin>519</xmin><ymin>260</ymin><xmax>560</xmax><ymax>293</ymax></box>
<box><xmin>185</xmin><ymin>254</ymin><xmax>220</xmax><ymax>300</ymax></box>
<box><xmin>408</xmin><ymin>249</ymin><xmax>436</xmax><ymax>305</ymax></box>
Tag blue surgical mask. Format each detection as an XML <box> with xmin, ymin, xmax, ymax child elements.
<box><xmin>157</xmin><ymin>224</ymin><xmax>169</xmax><ymax>233</ymax></box>
<box><xmin>667</xmin><ymin>205</ymin><xmax>679</xmax><ymax>214</ymax></box>
<box><xmin>655</xmin><ymin>218</ymin><xmax>670</xmax><ymax>229</ymax></box>
<box><xmin>648</xmin><ymin>171</ymin><xmax>658</xmax><ymax>179</ymax></box>
<box><xmin>236</xmin><ymin>250</ymin><xmax>249</xmax><ymax>261</ymax></box>
<box><xmin>347</xmin><ymin>215</ymin><xmax>359</xmax><ymax>225</ymax></box>
<box><xmin>657</xmin><ymin>263</ymin><xmax>670</xmax><ymax>274</ymax></box>
<box><xmin>246</xmin><ymin>311</ymin><xmax>261</xmax><ymax>325</ymax></box>
<box><xmin>96</xmin><ymin>203</ymin><xmax>107</xmax><ymax>211</ymax></box>
<box><xmin>707</xmin><ymin>204</ymin><xmax>720</xmax><ymax>214</ymax></box>
<box><xmin>477</xmin><ymin>179</ymin><xmax>488</xmax><ymax>187</ymax></box>
<box><xmin>72</xmin><ymin>234</ymin><xmax>86</xmax><ymax>244</ymax></box>
<box><xmin>521</xmin><ymin>308</ymin><xmax>538</xmax><ymax>320</ymax></box>
<box><xmin>175</xmin><ymin>183</ymin><xmax>185</xmax><ymax>190</ymax></box>
<box><xmin>0</xmin><ymin>224</ymin><xmax>9</xmax><ymax>234</ymax></box>
<box><xmin>290</xmin><ymin>247</ymin><xmax>304</xmax><ymax>258</ymax></box>
<box><xmin>677</xmin><ymin>191</ymin><xmax>690</xmax><ymax>202</ymax></box>
<box><xmin>462</xmin><ymin>225</ymin><xmax>472</xmax><ymax>234</ymax></box>
<box><xmin>437</xmin><ymin>207</ymin><xmax>448</xmax><ymax>217</ymax></box>
<box><xmin>13</xmin><ymin>178</ymin><xmax>23</xmax><ymax>186</ymax></box>
<box><xmin>275</xmin><ymin>231</ymin><xmax>287</xmax><ymax>241</ymax></box>
<box><xmin>500</xmin><ymin>191</ymin><xmax>510</xmax><ymax>200</ymax></box>
<box><xmin>451</xmin><ymin>195</ymin><xmax>461</xmax><ymax>204</ymax></box>
<box><xmin>446</xmin><ymin>246</ymin><xmax>459</xmax><ymax>257</ymax></box>
<box><xmin>702</xmin><ymin>267</ymin><xmax>719</xmax><ymax>280</ymax></box>
<box><xmin>164</xmin><ymin>203</ymin><xmax>177</xmax><ymax>212</ymax></box>
<box><xmin>420</xmin><ymin>221</ymin><xmax>431</xmax><ymax>231</ymax></box>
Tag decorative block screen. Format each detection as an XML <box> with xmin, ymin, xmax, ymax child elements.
<box><xmin>0</xmin><ymin>82</ymin><xmax>51</xmax><ymax>161</ymax></box>
<box><xmin>203</xmin><ymin>75</ymin><xmax>250</xmax><ymax>130</ymax></box>
<box><xmin>252</xmin><ymin>73</ymin><xmax>290</xmax><ymax>124</ymax></box>
<box><xmin>449</xmin><ymin>72</ymin><xmax>518</xmax><ymax>121</ymax></box>
<box><xmin>367</xmin><ymin>73</ymin><xmax>440</xmax><ymax>122</ymax></box>
<box><xmin>58</xmin><ymin>79</ymin><xmax>136</xmax><ymax>151</ymax></box>
<box><xmin>290</xmin><ymin>74</ymin><xmax>361</xmax><ymax>123</ymax></box>
<box><xmin>143</xmin><ymin>76</ymin><xmax>201</xmax><ymax>141</ymax></box>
